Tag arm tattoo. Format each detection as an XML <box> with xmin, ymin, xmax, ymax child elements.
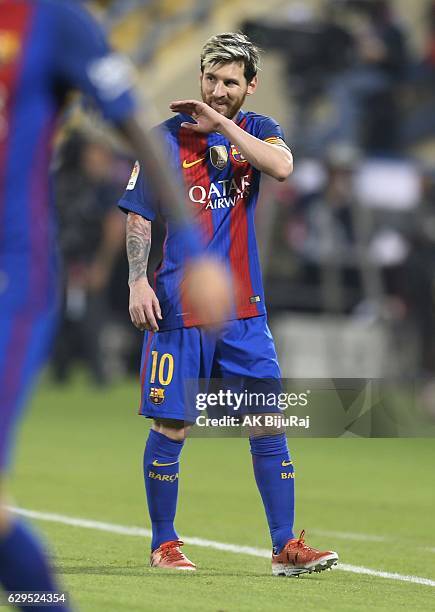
<box><xmin>126</xmin><ymin>213</ymin><xmax>151</xmax><ymax>285</ymax></box>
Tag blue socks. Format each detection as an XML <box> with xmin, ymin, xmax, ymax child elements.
<box><xmin>144</xmin><ymin>430</ymin><xmax>294</xmax><ymax>555</ymax></box>
<box><xmin>250</xmin><ymin>434</ymin><xmax>295</xmax><ymax>553</ymax></box>
<box><xmin>0</xmin><ymin>521</ymin><xmax>68</xmax><ymax>611</ymax></box>
<box><xmin>144</xmin><ymin>429</ymin><xmax>184</xmax><ymax>551</ymax></box>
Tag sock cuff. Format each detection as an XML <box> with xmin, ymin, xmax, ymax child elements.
<box><xmin>147</xmin><ymin>429</ymin><xmax>184</xmax><ymax>460</ymax></box>
<box><xmin>249</xmin><ymin>433</ymin><xmax>288</xmax><ymax>457</ymax></box>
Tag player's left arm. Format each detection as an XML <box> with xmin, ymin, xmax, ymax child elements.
<box><xmin>218</xmin><ymin>120</ymin><xmax>293</xmax><ymax>181</ymax></box>
<box><xmin>170</xmin><ymin>100</ymin><xmax>293</xmax><ymax>181</ymax></box>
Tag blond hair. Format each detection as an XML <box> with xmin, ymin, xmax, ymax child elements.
<box><xmin>200</xmin><ymin>32</ymin><xmax>260</xmax><ymax>83</ymax></box>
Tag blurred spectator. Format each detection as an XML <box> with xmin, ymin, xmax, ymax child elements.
<box><xmin>310</xmin><ymin>0</ymin><xmax>409</xmax><ymax>154</ymax></box>
<box><xmin>400</xmin><ymin>169</ymin><xmax>435</xmax><ymax>376</ymax></box>
<box><xmin>285</xmin><ymin>143</ymin><xmax>364</xmax><ymax>312</ymax></box>
<box><xmin>269</xmin><ymin>145</ymin><xmax>418</xmax><ymax>318</ymax></box>
<box><xmin>243</xmin><ymin>2</ymin><xmax>355</xmax><ymax>156</ymax></box>
<box><xmin>401</xmin><ymin>0</ymin><xmax>435</xmax><ymax>146</ymax></box>
<box><xmin>291</xmin><ymin>144</ymin><xmax>360</xmax><ymax>265</ymax></box>
<box><xmin>421</xmin><ymin>0</ymin><xmax>435</xmax><ymax>75</ymax></box>
<box><xmin>52</xmin><ymin>132</ymin><xmax>128</xmax><ymax>386</ymax></box>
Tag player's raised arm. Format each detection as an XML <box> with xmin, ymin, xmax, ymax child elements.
<box><xmin>215</xmin><ymin>113</ymin><xmax>293</xmax><ymax>181</ymax></box>
<box><xmin>170</xmin><ymin>99</ymin><xmax>293</xmax><ymax>182</ymax></box>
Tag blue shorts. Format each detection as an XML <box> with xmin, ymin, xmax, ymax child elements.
<box><xmin>139</xmin><ymin>315</ymin><xmax>282</xmax><ymax>423</ymax></box>
<box><xmin>0</xmin><ymin>306</ymin><xmax>57</xmax><ymax>472</ymax></box>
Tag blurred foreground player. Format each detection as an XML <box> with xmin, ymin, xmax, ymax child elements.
<box><xmin>0</xmin><ymin>1</ymin><xmax>231</xmax><ymax>608</ymax></box>
<box><xmin>120</xmin><ymin>32</ymin><xmax>338</xmax><ymax>576</ymax></box>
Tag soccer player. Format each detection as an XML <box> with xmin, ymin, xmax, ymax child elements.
<box><xmin>120</xmin><ymin>32</ymin><xmax>339</xmax><ymax>576</ymax></box>
<box><xmin>0</xmin><ymin>1</ymin><xmax>231</xmax><ymax>608</ymax></box>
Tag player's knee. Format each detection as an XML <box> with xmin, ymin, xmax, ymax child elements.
<box><xmin>248</xmin><ymin>413</ymin><xmax>286</xmax><ymax>438</ymax></box>
<box><xmin>152</xmin><ymin>418</ymin><xmax>191</xmax><ymax>442</ymax></box>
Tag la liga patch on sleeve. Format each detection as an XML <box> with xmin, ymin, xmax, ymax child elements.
<box><xmin>127</xmin><ymin>160</ymin><xmax>140</xmax><ymax>190</ymax></box>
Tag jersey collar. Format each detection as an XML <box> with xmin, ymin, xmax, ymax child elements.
<box><xmin>234</xmin><ymin>109</ymin><xmax>245</xmax><ymax>125</ymax></box>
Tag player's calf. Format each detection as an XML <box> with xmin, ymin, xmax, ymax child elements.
<box><xmin>144</xmin><ymin>421</ymin><xmax>192</xmax><ymax>557</ymax></box>
<box><xmin>250</xmin><ymin>433</ymin><xmax>295</xmax><ymax>553</ymax></box>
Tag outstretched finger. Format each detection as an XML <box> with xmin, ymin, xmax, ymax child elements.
<box><xmin>170</xmin><ymin>99</ymin><xmax>199</xmax><ymax>109</ymax></box>
<box><xmin>180</xmin><ymin>122</ymin><xmax>200</xmax><ymax>131</ymax></box>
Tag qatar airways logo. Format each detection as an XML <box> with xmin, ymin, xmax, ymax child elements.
<box><xmin>188</xmin><ymin>174</ymin><xmax>250</xmax><ymax>210</ymax></box>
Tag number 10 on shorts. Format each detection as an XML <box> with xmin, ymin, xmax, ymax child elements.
<box><xmin>150</xmin><ymin>351</ymin><xmax>174</xmax><ymax>386</ymax></box>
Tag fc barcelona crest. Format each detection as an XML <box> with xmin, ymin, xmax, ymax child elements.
<box><xmin>209</xmin><ymin>145</ymin><xmax>228</xmax><ymax>170</ymax></box>
<box><xmin>150</xmin><ymin>387</ymin><xmax>165</xmax><ymax>405</ymax></box>
<box><xmin>230</xmin><ymin>144</ymin><xmax>247</xmax><ymax>163</ymax></box>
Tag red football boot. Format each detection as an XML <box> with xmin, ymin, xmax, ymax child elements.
<box><xmin>150</xmin><ymin>540</ymin><xmax>196</xmax><ymax>571</ymax></box>
<box><xmin>272</xmin><ymin>530</ymin><xmax>338</xmax><ymax>577</ymax></box>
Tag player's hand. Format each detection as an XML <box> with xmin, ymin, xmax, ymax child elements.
<box><xmin>182</xmin><ymin>257</ymin><xmax>233</xmax><ymax>330</ymax></box>
<box><xmin>170</xmin><ymin>100</ymin><xmax>223</xmax><ymax>133</ymax></box>
<box><xmin>129</xmin><ymin>277</ymin><xmax>162</xmax><ymax>332</ymax></box>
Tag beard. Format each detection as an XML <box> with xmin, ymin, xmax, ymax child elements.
<box><xmin>201</xmin><ymin>88</ymin><xmax>248</xmax><ymax>120</ymax></box>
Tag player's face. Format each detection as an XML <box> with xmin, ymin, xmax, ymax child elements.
<box><xmin>200</xmin><ymin>61</ymin><xmax>257</xmax><ymax>120</ymax></box>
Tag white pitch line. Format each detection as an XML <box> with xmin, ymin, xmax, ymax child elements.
<box><xmin>8</xmin><ymin>507</ymin><xmax>435</xmax><ymax>588</ymax></box>
<box><xmin>310</xmin><ymin>529</ymin><xmax>386</xmax><ymax>542</ymax></box>
<box><xmin>8</xmin><ymin>508</ymin><xmax>389</xmax><ymax>544</ymax></box>
<box><xmin>336</xmin><ymin>564</ymin><xmax>435</xmax><ymax>588</ymax></box>
<box><xmin>7</xmin><ymin>507</ymin><xmax>153</xmax><ymax>539</ymax></box>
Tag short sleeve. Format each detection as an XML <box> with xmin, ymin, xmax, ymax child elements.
<box><xmin>256</xmin><ymin>116</ymin><xmax>289</xmax><ymax>147</ymax></box>
<box><xmin>118</xmin><ymin>161</ymin><xmax>157</xmax><ymax>221</ymax></box>
<box><xmin>50</xmin><ymin>0</ymin><xmax>136</xmax><ymax>123</ymax></box>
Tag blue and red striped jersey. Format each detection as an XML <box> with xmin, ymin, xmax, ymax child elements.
<box><xmin>119</xmin><ymin>110</ymin><xmax>286</xmax><ymax>330</ymax></box>
<box><xmin>0</xmin><ymin>0</ymin><xmax>136</xmax><ymax>312</ymax></box>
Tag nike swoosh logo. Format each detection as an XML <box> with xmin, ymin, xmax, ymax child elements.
<box><xmin>152</xmin><ymin>460</ymin><xmax>178</xmax><ymax>467</ymax></box>
<box><xmin>182</xmin><ymin>158</ymin><xmax>204</xmax><ymax>169</ymax></box>
<box><xmin>282</xmin><ymin>460</ymin><xmax>293</xmax><ymax>467</ymax></box>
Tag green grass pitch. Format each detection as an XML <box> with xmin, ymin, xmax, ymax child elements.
<box><xmin>7</xmin><ymin>375</ymin><xmax>435</xmax><ymax>611</ymax></box>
